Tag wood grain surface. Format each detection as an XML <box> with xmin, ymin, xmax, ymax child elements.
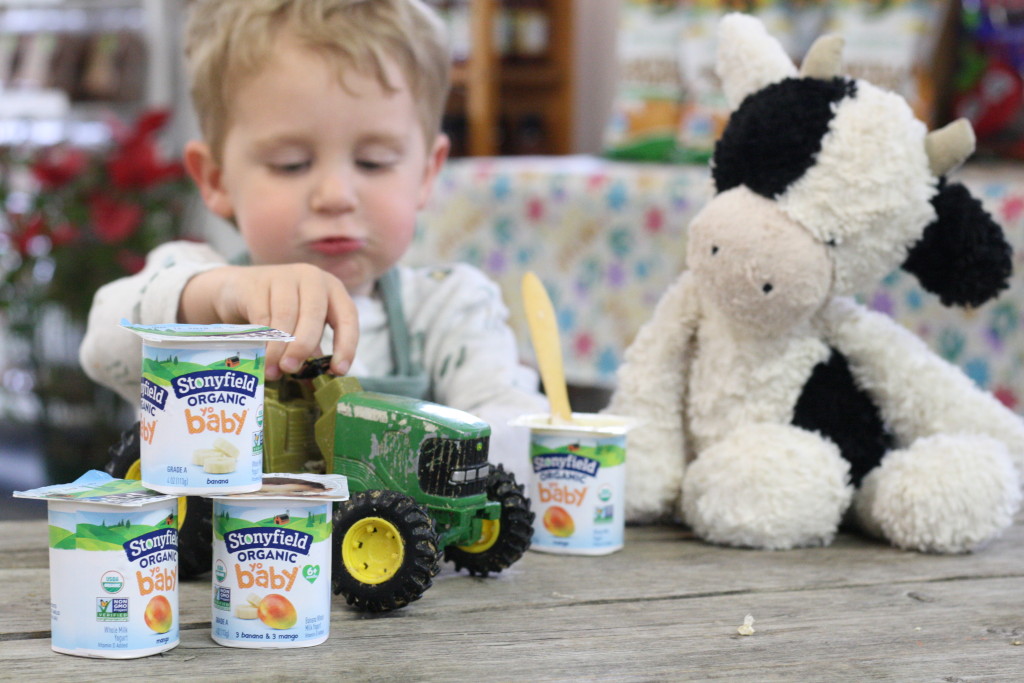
<box><xmin>2</xmin><ymin>518</ymin><xmax>1022</xmax><ymax>681</ymax></box>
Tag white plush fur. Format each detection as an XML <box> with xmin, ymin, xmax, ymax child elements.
<box><xmin>819</xmin><ymin>299</ymin><xmax>1024</xmax><ymax>474</ymax></box>
<box><xmin>682</xmin><ymin>423</ymin><xmax>852</xmax><ymax>549</ymax></box>
<box><xmin>610</xmin><ymin>271</ymin><xmax>698</xmax><ymax>522</ymax></box>
<box><xmin>716</xmin><ymin>13</ymin><xmax>796</xmax><ymax>109</ymax></box>
<box><xmin>685</xmin><ymin>189</ymin><xmax>832</xmax><ymax>452</ymax></box>
<box><xmin>853</xmin><ymin>434</ymin><xmax>1021</xmax><ymax>553</ymax></box>
<box><xmin>779</xmin><ymin>86</ymin><xmax>936</xmax><ymax>296</ymax></box>
<box><xmin>609</xmin><ymin>13</ymin><xmax>1024</xmax><ymax>554</ymax></box>
<box><xmin>689</xmin><ymin>187</ymin><xmax>833</xmax><ymax>338</ymax></box>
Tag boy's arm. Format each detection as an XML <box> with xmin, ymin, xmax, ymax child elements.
<box><xmin>405</xmin><ymin>265</ymin><xmax>549</xmax><ymax>487</ymax></box>
<box><xmin>79</xmin><ymin>240</ymin><xmax>227</xmax><ymax>402</ymax></box>
<box><xmin>82</xmin><ymin>241</ymin><xmax>359</xmax><ymax>398</ymax></box>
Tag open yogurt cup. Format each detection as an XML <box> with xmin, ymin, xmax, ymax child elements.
<box><xmin>512</xmin><ymin>413</ymin><xmax>634</xmax><ymax>555</ymax></box>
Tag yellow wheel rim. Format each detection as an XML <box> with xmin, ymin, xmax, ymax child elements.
<box><xmin>125</xmin><ymin>460</ymin><xmax>142</xmax><ymax>480</ymax></box>
<box><xmin>342</xmin><ymin>517</ymin><xmax>404</xmax><ymax>585</ymax></box>
<box><xmin>458</xmin><ymin>519</ymin><xmax>500</xmax><ymax>554</ymax></box>
<box><xmin>123</xmin><ymin>459</ymin><xmax>187</xmax><ymax>526</ymax></box>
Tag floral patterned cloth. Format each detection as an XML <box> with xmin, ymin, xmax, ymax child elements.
<box><xmin>408</xmin><ymin>156</ymin><xmax>1024</xmax><ymax>411</ymax></box>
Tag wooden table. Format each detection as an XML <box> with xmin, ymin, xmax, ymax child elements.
<box><xmin>3</xmin><ymin>518</ymin><xmax>1022</xmax><ymax>681</ymax></box>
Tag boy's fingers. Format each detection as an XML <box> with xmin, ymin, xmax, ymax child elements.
<box><xmin>281</xmin><ymin>275</ymin><xmax>330</xmax><ymax>373</ymax></box>
<box><xmin>264</xmin><ymin>341</ymin><xmax>287</xmax><ymax>381</ymax></box>
<box><xmin>326</xmin><ymin>279</ymin><xmax>358</xmax><ymax>375</ymax></box>
<box><xmin>267</xmin><ymin>275</ymin><xmax>300</xmax><ymax>358</ymax></box>
<box><xmin>239</xmin><ymin>271</ymin><xmax>272</xmax><ymax>328</ymax></box>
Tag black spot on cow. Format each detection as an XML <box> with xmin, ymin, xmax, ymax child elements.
<box><xmin>713</xmin><ymin>77</ymin><xmax>856</xmax><ymax>199</ymax></box>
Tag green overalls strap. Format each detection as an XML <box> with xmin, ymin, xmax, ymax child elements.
<box><xmin>228</xmin><ymin>253</ymin><xmax>430</xmax><ymax>400</ymax></box>
<box><xmin>357</xmin><ymin>268</ymin><xmax>431</xmax><ymax>400</ymax></box>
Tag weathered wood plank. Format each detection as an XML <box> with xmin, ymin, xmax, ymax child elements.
<box><xmin>2</xmin><ymin>577</ymin><xmax>1022</xmax><ymax>681</ymax></box>
<box><xmin>4</xmin><ymin>519</ymin><xmax>1022</xmax><ymax>681</ymax></box>
<box><xmin>5</xmin><ymin>520</ymin><xmax>1024</xmax><ymax>629</ymax></box>
<box><xmin>10</xmin><ymin>517</ymin><xmax>1024</xmax><ymax>580</ymax></box>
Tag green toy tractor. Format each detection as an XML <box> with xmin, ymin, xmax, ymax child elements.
<box><xmin>107</xmin><ymin>357</ymin><xmax>534</xmax><ymax>612</ymax></box>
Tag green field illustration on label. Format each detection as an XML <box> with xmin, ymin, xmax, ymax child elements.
<box><xmin>142</xmin><ymin>355</ymin><xmax>263</xmax><ymax>388</ymax></box>
<box><xmin>49</xmin><ymin>516</ymin><xmax>177</xmax><ymax>550</ymax></box>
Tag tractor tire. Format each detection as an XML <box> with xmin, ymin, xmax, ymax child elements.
<box><xmin>105</xmin><ymin>422</ymin><xmax>213</xmax><ymax>579</ymax></box>
<box><xmin>445</xmin><ymin>464</ymin><xmax>534</xmax><ymax>576</ymax></box>
<box><xmin>332</xmin><ymin>490</ymin><xmax>440</xmax><ymax>612</ymax></box>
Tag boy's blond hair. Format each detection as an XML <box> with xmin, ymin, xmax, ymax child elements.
<box><xmin>185</xmin><ymin>0</ymin><xmax>451</xmax><ymax>160</ymax></box>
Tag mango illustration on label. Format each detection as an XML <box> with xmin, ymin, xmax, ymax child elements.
<box><xmin>542</xmin><ymin>505</ymin><xmax>575</xmax><ymax>538</ymax></box>
<box><xmin>257</xmin><ymin>594</ymin><xmax>298</xmax><ymax>630</ymax></box>
<box><xmin>144</xmin><ymin>595</ymin><xmax>173</xmax><ymax>634</ymax></box>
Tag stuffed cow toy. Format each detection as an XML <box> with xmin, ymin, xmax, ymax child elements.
<box><xmin>608</xmin><ymin>13</ymin><xmax>1024</xmax><ymax>553</ymax></box>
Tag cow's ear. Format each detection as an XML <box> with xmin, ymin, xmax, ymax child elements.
<box><xmin>902</xmin><ymin>180</ymin><xmax>1012</xmax><ymax>307</ymax></box>
<box><xmin>716</xmin><ymin>12</ymin><xmax>797</xmax><ymax>110</ymax></box>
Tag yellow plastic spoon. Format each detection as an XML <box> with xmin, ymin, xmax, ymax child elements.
<box><xmin>522</xmin><ymin>271</ymin><xmax>573</xmax><ymax>424</ymax></box>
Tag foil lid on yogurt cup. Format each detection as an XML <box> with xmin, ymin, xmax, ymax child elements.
<box><xmin>14</xmin><ymin>470</ymin><xmax>177</xmax><ymax>507</ymax></box>
<box><xmin>120</xmin><ymin>319</ymin><xmax>294</xmax><ymax>343</ymax></box>
<box><xmin>205</xmin><ymin>473</ymin><xmax>349</xmax><ymax>502</ymax></box>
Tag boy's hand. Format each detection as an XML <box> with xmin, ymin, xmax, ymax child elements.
<box><xmin>179</xmin><ymin>264</ymin><xmax>358</xmax><ymax>381</ymax></box>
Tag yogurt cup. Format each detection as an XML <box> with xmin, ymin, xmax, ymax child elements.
<box><xmin>208</xmin><ymin>473</ymin><xmax>349</xmax><ymax>649</ymax></box>
<box><xmin>15</xmin><ymin>471</ymin><xmax>180</xmax><ymax>658</ymax></box>
<box><xmin>122</xmin><ymin>321</ymin><xmax>293</xmax><ymax>496</ymax></box>
<box><xmin>513</xmin><ymin>413</ymin><xmax>633</xmax><ymax>555</ymax></box>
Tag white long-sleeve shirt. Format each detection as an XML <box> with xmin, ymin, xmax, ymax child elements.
<box><xmin>79</xmin><ymin>240</ymin><xmax>547</xmax><ymax>486</ymax></box>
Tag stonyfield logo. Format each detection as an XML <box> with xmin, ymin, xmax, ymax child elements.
<box><xmin>224</xmin><ymin>528</ymin><xmax>313</xmax><ymax>556</ymax></box>
<box><xmin>532</xmin><ymin>452</ymin><xmax>600</xmax><ymax>477</ymax></box>
<box><xmin>172</xmin><ymin>370</ymin><xmax>258</xmax><ymax>400</ymax></box>
<box><xmin>124</xmin><ymin>528</ymin><xmax>179</xmax><ymax>563</ymax></box>
<box><xmin>141</xmin><ymin>378</ymin><xmax>169</xmax><ymax>410</ymax></box>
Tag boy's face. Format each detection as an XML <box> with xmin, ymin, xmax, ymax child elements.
<box><xmin>190</xmin><ymin>40</ymin><xmax>448</xmax><ymax>297</ymax></box>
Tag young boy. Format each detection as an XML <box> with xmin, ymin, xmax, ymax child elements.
<box><xmin>79</xmin><ymin>0</ymin><xmax>547</xmax><ymax>483</ymax></box>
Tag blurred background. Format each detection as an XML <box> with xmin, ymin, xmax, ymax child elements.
<box><xmin>3</xmin><ymin>0</ymin><xmax>1021</xmax><ymax>518</ymax></box>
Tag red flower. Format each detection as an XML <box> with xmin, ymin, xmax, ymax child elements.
<box><xmin>49</xmin><ymin>221</ymin><xmax>80</xmax><ymax>248</ymax></box>
<box><xmin>89</xmin><ymin>195</ymin><xmax>143</xmax><ymax>243</ymax></box>
<box><xmin>105</xmin><ymin>108</ymin><xmax>184</xmax><ymax>190</ymax></box>
<box><xmin>12</xmin><ymin>214</ymin><xmax>47</xmax><ymax>255</ymax></box>
<box><xmin>107</xmin><ymin>138</ymin><xmax>184</xmax><ymax>190</ymax></box>
<box><xmin>133</xmin><ymin>109</ymin><xmax>172</xmax><ymax>139</ymax></box>
<box><xmin>2</xmin><ymin>109</ymin><xmax>189</xmax><ymax>325</ymax></box>
<box><xmin>31</xmin><ymin>146</ymin><xmax>87</xmax><ymax>189</ymax></box>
